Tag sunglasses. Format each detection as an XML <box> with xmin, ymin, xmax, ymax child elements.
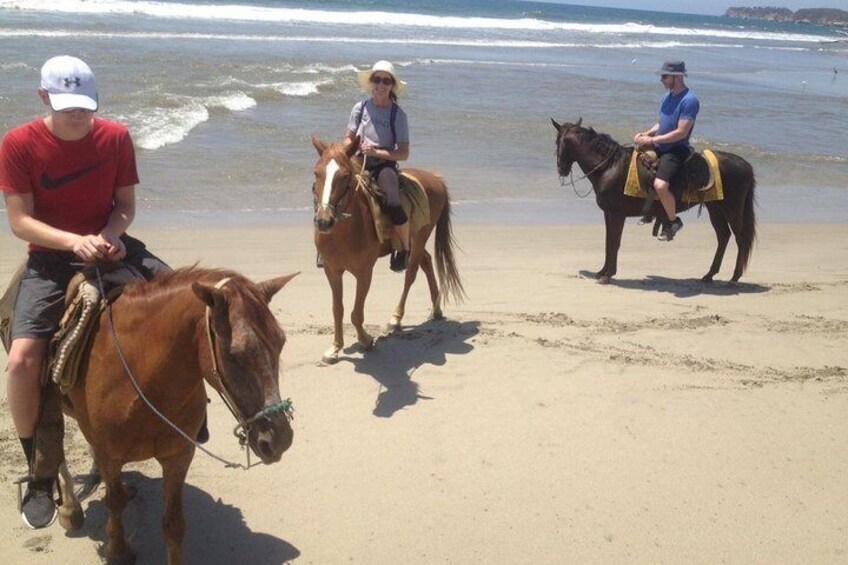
<box><xmin>661</xmin><ymin>74</ymin><xmax>673</xmax><ymax>80</ymax></box>
<box><xmin>370</xmin><ymin>75</ymin><xmax>394</xmax><ymax>86</ymax></box>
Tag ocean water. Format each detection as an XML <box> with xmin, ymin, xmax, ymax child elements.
<box><xmin>1</xmin><ymin>0</ymin><xmax>846</xmax><ymax>227</ymax></box>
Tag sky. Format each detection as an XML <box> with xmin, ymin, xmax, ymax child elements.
<box><xmin>543</xmin><ymin>1</ymin><xmax>848</xmax><ymax>17</ymax></box>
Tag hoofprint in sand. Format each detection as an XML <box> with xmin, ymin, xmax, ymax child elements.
<box><xmin>1</xmin><ymin>222</ymin><xmax>846</xmax><ymax>564</ymax></box>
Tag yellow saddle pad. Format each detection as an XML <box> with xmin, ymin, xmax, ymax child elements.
<box><xmin>359</xmin><ymin>171</ymin><xmax>431</xmax><ymax>246</ymax></box>
<box><xmin>624</xmin><ymin>149</ymin><xmax>724</xmax><ymax>203</ymax></box>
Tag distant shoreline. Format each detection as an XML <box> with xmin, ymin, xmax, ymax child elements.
<box><xmin>725</xmin><ymin>7</ymin><xmax>848</xmax><ymax>31</ymax></box>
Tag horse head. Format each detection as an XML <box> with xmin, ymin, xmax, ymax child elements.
<box><xmin>311</xmin><ymin>135</ymin><xmax>360</xmax><ymax>233</ymax></box>
<box><xmin>192</xmin><ymin>272</ymin><xmax>299</xmax><ymax>464</ymax></box>
<box><xmin>551</xmin><ymin>117</ymin><xmax>582</xmax><ymax>178</ymax></box>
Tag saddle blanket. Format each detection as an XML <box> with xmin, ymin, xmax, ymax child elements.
<box><xmin>360</xmin><ymin>171</ymin><xmax>431</xmax><ymax>246</ymax></box>
<box><xmin>624</xmin><ymin>149</ymin><xmax>724</xmax><ymax>203</ymax></box>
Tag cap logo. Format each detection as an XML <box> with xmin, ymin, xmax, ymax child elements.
<box><xmin>63</xmin><ymin>76</ymin><xmax>81</xmax><ymax>88</ymax></box>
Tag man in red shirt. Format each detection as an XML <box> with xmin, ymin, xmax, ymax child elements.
<box><xmin>0</xmin><ymin>56</ymin><xmax>170</xmax><ymax>529</ymax></box>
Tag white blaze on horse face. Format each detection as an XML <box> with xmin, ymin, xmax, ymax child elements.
<box><xmin>322</xmin><ymin>158</ymin><xmax>340</xmax><ymax>208</ymax></box>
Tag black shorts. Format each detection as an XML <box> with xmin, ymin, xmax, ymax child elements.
<box><xmin>11</xmin><ymin>234</ymin><xmax>170</xmax><ymax>340</ymax></box>
<box><xmin>656</xmin><ymin>146</ymin><xmax>692</xmax><ymax>184</ymax></box>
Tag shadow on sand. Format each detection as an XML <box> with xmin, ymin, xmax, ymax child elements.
<box><xmin>69</xmin><ymin>470</ymin><xmax>299</xmax><ymax>564</ymax></box>
<box><xmin>338</xmin><ymin>318</ymin><xmax>479</xmax><ymax>418</ymax></box>
<box><xmin>578</xmin><ymin>270</ymin><xmax>769</xmax><ymax>298</ymax></box>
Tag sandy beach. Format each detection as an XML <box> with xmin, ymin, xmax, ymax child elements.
<box><xmin>1</xmin><ymin>220</ymin><xmax>847</xmax><ymax>564</ymax></box>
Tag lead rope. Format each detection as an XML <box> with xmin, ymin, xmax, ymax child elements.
<box><xmin>95</xmin><ymin>268</ymin><xmax>250</xmax><ymax>470</ymax></box>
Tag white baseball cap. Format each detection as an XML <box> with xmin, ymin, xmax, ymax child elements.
<box><xmin>40</xmin><ymin>56</ymin><xmax>98</xmax><ymax>111</ymax></box>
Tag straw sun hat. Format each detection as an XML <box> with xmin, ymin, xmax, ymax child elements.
<box><xmin>357</xmin><ymin>60</ymin><xmax>407</xmax><ymax>96</ymax></box>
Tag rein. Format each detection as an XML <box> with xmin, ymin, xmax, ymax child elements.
<box><xmin>96</xmin><ymin>268</ymin><xmax>290</xmax><ymax>471</ymax></box>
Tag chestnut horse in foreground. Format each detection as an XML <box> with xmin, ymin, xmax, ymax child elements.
<box><xmin>55</xmin><ymin>267</ymin><xmax>296</xmax><ymax>564</ymax></box>
<box><xmin>312</xmin><ymin>136</ymin><xmax>465</xmax><ymax>364</ymax></box>
<box><xmin>553</xmin><ymin>118</ymin><xmax>757</xmax><ymax>284</ymax></box>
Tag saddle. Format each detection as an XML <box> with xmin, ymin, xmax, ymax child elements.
<box><xmin>625</xmin><ymin>148</ymin><xmax>724</xmax><ymax>204</ymax></box>
<box><xmin>357</xmin><ymin>171</ymin><xmax>431</xmax><ymax>246</ymax></box>
<box><xmin>0</xmin><ymin>263</ymin><xmax>144</xmax><ymax>393</ymax></box>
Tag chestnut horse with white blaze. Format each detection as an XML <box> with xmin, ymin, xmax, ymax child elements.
<box><xmin>312</xmin><ymin>136</ymin><xmax>465</xmax><ymax>364</ymax></box>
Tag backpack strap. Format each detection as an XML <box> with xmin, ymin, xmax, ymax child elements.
<box><xmin>356</xmin><ymin>99</ymin><xmax>399</xmax><ymax>148</ymax></box>
<box><xmin>354</xmin><ymin>99</ymin><xmax>368</xmax><ymax>132</ymax></box>
<box><xmin>390</xmin><ymin>102</ymin><xmax>397</xmax><ymax>147</ymax></box>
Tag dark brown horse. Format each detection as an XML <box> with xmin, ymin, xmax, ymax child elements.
<box><xmin>55</xmin><ymin>267</ymin><xmax>296</xmax><ymax>564</ymax></box>
<box><xmin>311</xmin><ymin>136</ymin><xmax>464</xmax><ymax>364</ymax></box>
<box><xmin>552</xmin><ymin>118</ymin><xmax>757</xmax><ymax>284</ymax></box>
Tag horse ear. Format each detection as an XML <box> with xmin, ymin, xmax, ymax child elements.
<box><xmin>346</xmin><ymin>136</ymin><xmax>361</xmax><ymax>157</ymax></box>
<box><xmin>575</xmin><ymin>117</ymin><xmax>582</xmax><ymax>128</ymax></box>
<box><xmin>192</xmin><ymin>282</ymin><xmax>225</xmax><ymax>311</ymax></box>
<box><xmin>257</xmin><ymin>272</ymin><xmax>300</xmax><ymax>304</ymax></box>
<box><xmin>312</xmin><ymin>134</ymin><xmax>327</xmax><ymax>156</ymax></box>
<box><xmin>551</xmin><ymin>118</ymin><xmax>562</xmax><ymax>132</ymax></box>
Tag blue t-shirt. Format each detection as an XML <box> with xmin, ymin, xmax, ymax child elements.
<box><xmin>656</xmin><ymin>88</ymin><xmax>699</xmax><ymax>152</ymax></box>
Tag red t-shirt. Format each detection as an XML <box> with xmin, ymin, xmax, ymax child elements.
<box><xmin>0</xmin><ymin>117</ymin><xmax>139</xmax><ymax>250</ymax></box>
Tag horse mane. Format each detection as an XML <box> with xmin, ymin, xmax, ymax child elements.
<box><xmin>324</xmin><ymin>142</ymin><xmax>363</xmax><ymax>174</ymax></box>
<box><xmin>121</xmin><ymin>266</ymin><xmax>283</xmax><ymax>346</ymax></box>
<box><xmin>579</xmin><ymin>127</ymin><xmax>629</xmax><ymax>165</ymax></box>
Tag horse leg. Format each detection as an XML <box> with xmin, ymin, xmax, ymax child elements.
<box><xmin>351</xmin><ymin>269</ymin><xmax>374</xmax><ymax>350</ymax></box>
<box><xmin>100</xmin><ymin>457</ymin><xmax>134</xmax><ymax>565</ymax></box>
<box><xmin>419</xmin><ymin>250</ymin><xmax>443</xmax><ymax>321</ymax></box>
<box><xmin>322</xmin><ymin>268</ymin><xmax>345</xmax><ymax>364</ymax></box>
<box><xmin>728</xmin><ymin>210</ymin><xmax>747</xmax><ymax>284</ymax></box>
<box><xmin>158</xmin><ymin>448</ymin><xmax>194</xmax><ymax>565</ymax></box>
<box><xmin>56</xmin><ymin>461</ymin><xmax>84</xmax><ymax>531</ymax></box>
<box><xmin>703</xmin><ymin>204</ymin><xmax>731</xmax><ymax>282</ymax></box>
<box><xmin>388</xmin><ymin>243</ymin><xmax>428</xmax><ymax>332</ymax></box>
<box><xmin>598</xmin><ymin>210</ymin><xmax>625</xmax><ymax>284</ymax></box>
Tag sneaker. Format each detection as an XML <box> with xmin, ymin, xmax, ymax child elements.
<box><xmin>658</xmin><ymin>217</ymin><xmax>683</xmax><ymax>241</ymax></box>
<box><xmin>21</xmin><ymin>479</ymin><xmax>58</xmax><ymax>529</ymax></box>
<box><xmin>316</xmin><ymin>253</ymin><xmax>324</xmax><ymax>269</ymax></box>
<box><xmin>390</xmin><ymin>250</ymin><xmax>409</xmax><ymax>272</ymax></box>
<box><xmin>637</xmin><ymin>215</ymin><xmax>653</xmax><ymax>225</ymax></box>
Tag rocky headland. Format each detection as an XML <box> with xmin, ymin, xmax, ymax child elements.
<box><xmin>725</xmin><ymin>7</ymin><xmax>848</xmax><ymax>31</ymax></box>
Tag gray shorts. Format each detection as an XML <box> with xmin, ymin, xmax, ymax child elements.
<box><xmin>11</xmin><ymin>234</ymin><xmax>170</xmax><ymax>340</ymax></box>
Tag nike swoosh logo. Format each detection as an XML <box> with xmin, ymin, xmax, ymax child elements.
<box><xmin>40</xmin><ymin>162</ymin><xmax>101</xmax><ymax>190</ymax></box>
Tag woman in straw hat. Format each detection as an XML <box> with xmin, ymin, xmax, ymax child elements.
<box><xmin>343</xmin><ymin>60</ymin><xmax>411</xmax><ymax>272</ymax></box>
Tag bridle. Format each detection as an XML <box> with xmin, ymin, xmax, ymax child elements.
<box><xmin>314</xmin><ymin>156</ymin><xmax>366</xmax><ymax>223</ymax></box>
<box><xmin>556</xmin><ymin>127</ymin><xmax>628</xmax><ymax>198</ymax></box>
<box><xmin>204</xmin><ymin>277</ymin><xmax>293</xmax><ymax>467</ymax></box>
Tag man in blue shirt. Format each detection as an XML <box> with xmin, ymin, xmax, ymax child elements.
<box><xmin>634</xmin><ymin>61</ymin><xmax>700</xmax><ymax>241</ymax></box>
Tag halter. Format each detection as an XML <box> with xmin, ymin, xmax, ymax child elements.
<box><xmin>204</xmin><ymin>277</ymin><xmax>294</xmax><ymax>468</ymax></box>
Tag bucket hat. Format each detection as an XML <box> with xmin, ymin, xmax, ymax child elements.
<box><xmin>657</xmin><ymin>61</ymin><xmax>687</xmax><ymax>76</ymax></box>
<box><xmin>357</xmin><ymin>60</ymin><xmax>407</xmax><ymax>96</ymax></box>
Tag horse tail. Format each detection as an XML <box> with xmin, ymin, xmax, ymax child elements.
<box><xmin>737</xmin><ymin>170</ymin><xmax>757</xmax><ymax>274</ymax></box>
<box><xmin>435</xmin><ymin>191</ymin><xmax>467</xmax><ymax>304</ymax></box>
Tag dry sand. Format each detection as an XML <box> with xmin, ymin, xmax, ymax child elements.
<box><xmin>1</xmin><ymin>220</ymin><xmax>847</xmax><ymax>564</ymax></box>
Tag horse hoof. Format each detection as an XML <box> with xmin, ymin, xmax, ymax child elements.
<box><xmin>596</xmin><ymin>275</ymin><xmax>611</xmax><ymax>285</ymax></box>
<box><xmin>429</xmin><ymin>308</ymin><xmax>444</xmax><ymax>321</ymax></box>
<box><xmin>359</xmin><ymin>335</ymin><xmax>375</xmax><ymax>351</ymax></box>
<box><xmin>386</xmin><ymin>316</ymin><xmax>402</xmax><ymax>333</ymax></box>
<box><xmin>59</xmin><ymin>507</ymin><xmax>85</xmax><ymax>532</ymax></box>
<box><xmin>701</xmin><ymin>274</ymin><xmax>715</xmax><ymax>282</ymax></box>
<box><xmin>319</xmin><ymin>346</ymin><xmax>341</xmax><ymax>365</ymax></box>
<box><xmin>106</xmin><ymin>549</ymin><xmax>136</xmax><ymax>565</ymax></box>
